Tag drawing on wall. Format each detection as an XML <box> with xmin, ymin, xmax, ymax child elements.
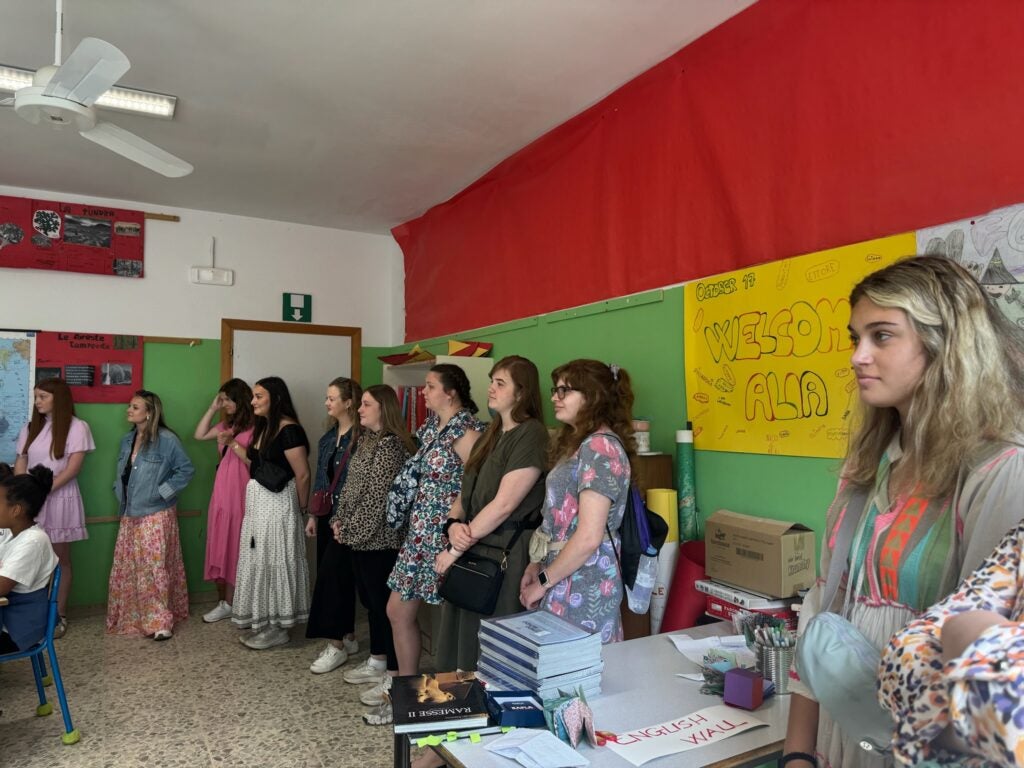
<box><xmin>683</xmin><ymin>233</ymin><xmax>915</xmax><ymax>459</ymax></box>
<box><xmin>918</xmin><ymin>203</ymin><xmax>1024</xmax><ymax>328</ymax></box>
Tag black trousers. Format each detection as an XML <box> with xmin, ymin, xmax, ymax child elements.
<box><xmin>351</xmin><ymin>548</ymin><xmax>399</xmax><ymax>671</ymax></box>
<box><xmin>305</xmin><ymin>533</ymin><xmax>356</xmax><ymax>641</ymax></box>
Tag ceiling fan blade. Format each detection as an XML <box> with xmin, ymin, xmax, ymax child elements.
<box><xmin>44</xmin><ymin>37</ymin><xmax>130</xmax><ymax>106</ymax></box>
<box><xmin>80</xmin><ymin>121</ymin><xmax>193</xmax><ymax>178</ymax></box>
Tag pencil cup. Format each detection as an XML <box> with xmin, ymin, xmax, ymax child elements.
<box><xmin>755</xmin><ymin>643</ymin><xmax>795</xmax><ymax>695</ymax></box>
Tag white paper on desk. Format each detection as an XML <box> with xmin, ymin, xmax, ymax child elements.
<box><xmin>484</xmin><ymin>729</ymin><xmax>589</xmax><ymax>768</ymax></box>
<box><xmin>668</xmin><ymin>634</ymin><xmax>755</xmax><ymax>667</ymax></box>
<box><xmin>603</xmin><ymin>704</ymin><xmax>767</xmax><ymax>767</ymax></box>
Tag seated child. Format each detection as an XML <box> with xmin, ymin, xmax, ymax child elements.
<box><xmin>0</xmin><ymin>463</ymin><xmax>58</xmax><ymax>653</ymax></box>
<box><xmin>878</xmin><ymin>519</ymin><xmax>1024</xmax><ymax>767</ymax></box>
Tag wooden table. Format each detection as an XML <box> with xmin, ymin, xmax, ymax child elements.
<box><xmin>416</xmin><ymin>622</ymin><xmax>788</xmax><ymax>768</ymax></box>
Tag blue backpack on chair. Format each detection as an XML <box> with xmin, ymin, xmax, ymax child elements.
<box><xmin>0</xmin><ymin>564</ymin><xmax>80</xmax><ymax>744</ymax></box>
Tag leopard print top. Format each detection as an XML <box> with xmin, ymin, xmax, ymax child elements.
<box><xmin>331</xmin><ymin>429</ymin><xmax>410</xmax><ymax>551</ymax></box>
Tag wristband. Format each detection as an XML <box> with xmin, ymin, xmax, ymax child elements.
<box><xmin>779</xmin><ymin>753</ymin><xmax>817</xmax><ymax>767</ymax></box>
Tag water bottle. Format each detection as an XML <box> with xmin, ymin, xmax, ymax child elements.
<box><xmin>627</xmin><ymin>551</ymin><xmax>658</xmax><ymax>613</ymax></box>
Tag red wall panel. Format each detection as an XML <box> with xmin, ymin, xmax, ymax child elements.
<box><xmin>395</xmin><ymin>0</ymin><xmax>1024</xmax><ymax>341</ymax></box>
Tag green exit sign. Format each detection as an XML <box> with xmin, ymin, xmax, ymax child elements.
<box><xmin>283</xmin><ymin>293</ymin><xmax>312</xmax><ymax>323</ymax></box>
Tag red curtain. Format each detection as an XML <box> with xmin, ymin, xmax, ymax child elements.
<box><xmin>395</xmin><ymin>0</ymin><xmax>1024</xmax><ymax>341</ymax></box>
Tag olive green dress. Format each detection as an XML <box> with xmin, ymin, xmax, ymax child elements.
<box><xmin>435</xmin><ymin>419</ymin><xmax>548</xmax><ymax>671</ymax></box>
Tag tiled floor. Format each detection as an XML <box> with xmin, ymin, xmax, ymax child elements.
<box><xmin>0</xmin><ymin>606</ymin><xmax>416</xmax><ymax>767</ymax></box>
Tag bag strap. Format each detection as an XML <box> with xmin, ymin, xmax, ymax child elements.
<box><xmin>325</xmin><ymin>435</ymin><xmax>355</xmax><ymax>496</ymax></box>
<box><xmin>820</xmin><ymin>487</ymin><xmax>869</xmax><ymax>614</ymax></box>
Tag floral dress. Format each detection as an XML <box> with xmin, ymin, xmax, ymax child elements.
<box><xmin>792</xmin><ymin>435</ymin><xmax>1024</xmax><ymax>768</ymax></box>
<box><xmin>387</xmin><ymin>409</ymin><xmax>484</xmax><ymax>603</ymax></box>
<box><xmin>539</xmin><ymin>432</ymin><xmax>630</xmax><ymax>643</ymax></box>
<box><xmin>878</xmin><ymin>520</ymin><xmax>1024</xmax><ymax>768</ymax></box>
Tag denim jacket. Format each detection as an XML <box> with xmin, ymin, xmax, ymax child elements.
<box><xmin>113</xmin><ymin>429</ymin><xmax>195</xmax><ymax>517</ymax></box>
<box><xmin>314</xmin><ymin>427</ymin><xmax>355</xmax><ymax>505</ymax></box>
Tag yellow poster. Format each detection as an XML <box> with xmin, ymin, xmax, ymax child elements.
<box><xmin>683</xmin><ymin>233</ymin><xmax>916</xmax><ymax>458</ymax></box>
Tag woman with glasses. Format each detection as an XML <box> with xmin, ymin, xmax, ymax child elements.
<box><xmin>107</xmin><ymin>390</ymin><xmax>195</xmax><ymax>640</ymax></box>
<box><xmin>520</xmin><ymin>360</ymin><xmax>635</xmax><ymax>643</ymax></box>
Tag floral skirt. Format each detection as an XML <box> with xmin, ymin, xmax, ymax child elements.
<box><xmin>106</xmin><ymin>508</ymin><xmax>189</xmax><ymax>636</ymax></box>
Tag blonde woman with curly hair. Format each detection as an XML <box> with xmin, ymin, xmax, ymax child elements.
<box><xmin>520</xmin><ymin>359</ymin><xmax>635</xmax><ymax>643</ymax></box>
<box><xmin>784</xmin><ymin>255</ymin><xmax>1024</xmax><ymax>768</ymax></box>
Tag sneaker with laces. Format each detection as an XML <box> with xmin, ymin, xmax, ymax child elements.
<box><xmin>203</xmin><ymin>600</ymin><xmax>233</xmax><ymax>623</ymax></box>
<box><xmin>362</xmin><ymin>700</ymin><xmax>393</xmax><ymax>726</ymax></box>
<box><xmin>243</xmin><ymin>626</ymin><xmax>289</xmax><ymax>650</ymax></box>
<box><xmin>342</xmin><ymin>636</ymin><xmax>359</xmax><ymax>655</ymax></box>
<box><xmin>343</xmin><ymin>659</ymin><xmax>386</xmax><ymax>684</ymax></box>
<box><xmin>310</xmin><ymin>643</ymin><xmax>348</xmax><ymax>674</ymax></box>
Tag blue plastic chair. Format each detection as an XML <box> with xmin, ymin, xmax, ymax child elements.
<box><xmin>0</xmin><ymin>564</ymin><xmax>80</xmax><ymax>744</ymax></box>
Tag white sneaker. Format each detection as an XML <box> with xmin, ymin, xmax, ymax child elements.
<box><xmin>310</xmin><ymin>643</ymin><xmax>348</xmax><ymax>674</ymax></box>
<box><xmin>153</xmin><ymin>629</ymin><xmax>173</xmax><ymax>641</ymax></box>
<box><xmin>203</xmin><ymin>600</ymin><xmax>233</xmax><ymax>623</ymax></box>
<box><xmin>343</xmin><ymin>659</ymin><xmax>386</xmax><ymax>684</ymax></box>
<box><xmin>243</xmin><ymin>626</ymin><xmax>289</xmax><ymax>650</ymax></box>
<box><xmin>342</xmin><ymin>636</ymin><xmax>359</xmax><ymax>655</ymax></box>
<box><xmin>360</xmin><ymin>681</ymin><xmax>388</xmax><ymax>706</ymax></box>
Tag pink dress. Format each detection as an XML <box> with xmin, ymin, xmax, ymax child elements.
<box><xmin>16</xmin><ymin>417</ymin><xmax>95</xmax><ymax>543</ymax></box>
<box><xmin>203</xmin><ymin>423</ymin><xmax>253</xmax><ymax>585</ymax></box>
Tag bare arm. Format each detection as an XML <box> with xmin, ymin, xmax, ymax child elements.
<box><xmin>194</xmin><ymin>394</ymin><xmax>224</xmax><ymax>441</ymax></box>
<box><xmin>50</xmin><ymin>452</ymin><xmax>86</xmax><ymax>492</ymax></box>
<box><xmin>0</xmin><ymin>575</ymin><xmax>16</xmax><ymax>597</ymax></box>
<box><xmin>14</xmin><ymin>455</ymin><xmax>27</xmax><ymax>475</ymax></box>
<box><xmin>452</xmin><ymin>430</ymin><xmax>481</xmax><ymax>466</ymax></box>
<box><xmin>448</xmin><ymin>467</ymin><xmax>540</xmax><ymax>552</ymax></box>
<box><xmin>783</xmin><ymin>695</ymin><xmax>819</xmax><ymax>766</ymax></box>
<box><xmin>284</xmin><ymin>445</ymin><xmax>311</xmax><ymax>509</ymax></box>
<box><xmin>521</xmin><ymin>490</ymin><xmax>610</xmax><ymax>609</ymax></box>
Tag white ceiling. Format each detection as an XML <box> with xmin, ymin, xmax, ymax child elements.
<box><xmin>0</xmin><ymin>0</ymin><xmax>755</xmax><ymax>234</ymax></box>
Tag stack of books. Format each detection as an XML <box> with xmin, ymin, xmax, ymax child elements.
<box><xmin>390</xmin><ymin>671</ymin><xmax>491</xmax><ymax>735</ymax></box>
<box><xmin>695</xmin><ymin>578</ymin><xmax>799</xmax><ymax>629</ymax></box>
<box><xmin>476</xmin><ymin>610</ymin><xmax>604</xmax><ymax>700</ymax></box>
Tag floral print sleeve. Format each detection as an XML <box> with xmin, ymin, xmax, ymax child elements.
<box><xmin>878</xmin><ymin>520</ymin><xmax>1024</xmax><ymax>767</ymax></box>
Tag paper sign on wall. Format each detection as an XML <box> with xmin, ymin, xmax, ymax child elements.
<box><xmin>36</xmin><ymin>331</ymin><xmax>144</xmax><ymax>404</ymax></box>
<box><xmin>684</xmin><ymin>233</ymin><xmax>915</xmax><ymax>459</ymax></box>
<box><xmin>603</xmin><ymin>704</ymin><xmax>767</xmax><ymax>766</ymax></box>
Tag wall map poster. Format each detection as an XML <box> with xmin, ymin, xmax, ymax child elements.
<box><xmin>36</xmin><ymin>332</ymin><xmax>144</xmax><ymax>404</ymax></box>
<box><xmin>684</xmin><ymin>233</ymin><xmax>915</xmax><ymax>459</ymax></box>
<box><xmin>0</xmin><ymin>194</ymin><xmax>144</xmax><ymax>277</ymax></box>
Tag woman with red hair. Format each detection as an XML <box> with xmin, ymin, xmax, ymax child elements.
<box><xmin>15</xmin><ymin>378</ymin><xmax>95</xmax><ymax>636</ymax></box>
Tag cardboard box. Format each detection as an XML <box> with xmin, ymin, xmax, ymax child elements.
<box><xmin>704</xmin><ymin>510</ymin><xmax>815</xmax><ymax>598</ymax></box>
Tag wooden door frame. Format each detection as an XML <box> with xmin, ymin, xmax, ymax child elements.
<box><xmin>220</xmin><ymin>319</ymin><xmax>362</xmax><ymax>383</ymax></box>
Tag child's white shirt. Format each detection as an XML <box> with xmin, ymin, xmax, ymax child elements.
<box><xmin>0</xmin><ymin>526</ymin><xmax>57</xmax><ymax>593</ymax></box>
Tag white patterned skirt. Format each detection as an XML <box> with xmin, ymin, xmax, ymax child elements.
<box><xmin>231</xmin><ymin>479</ymin><xmax>311</xmax><ymax>631</ymax></box>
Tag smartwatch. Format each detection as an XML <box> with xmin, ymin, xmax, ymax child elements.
<box><xmin>538</xmin><ymin>570</ymin><xmax>551</xmax><ymax>589</ymax></box>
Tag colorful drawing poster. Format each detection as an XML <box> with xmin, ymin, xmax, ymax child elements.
<box><xmin>917</xmin><ymin>202</ymin><xmax>1024</xmax><ymax>329</ymax></box>
<box><xmin>603</xmin><ymin>705</ymin><xmax>767</xmax><ymax>766</ymax></box>
<box><xmin>0</xmin><ymin>194</ymin><xmax>144</xmax><ymax>277</ymax></box>
<box><xmin>684</xmin><ymin>233</ymin><xmax>914</xmax><ymax>459</ymax></box>
<box><xmin>36</xmin><ymin>331</ymin><xmax>144</xmax><ymax>404</ymax></box>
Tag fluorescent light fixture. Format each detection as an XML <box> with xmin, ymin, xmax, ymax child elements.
<box><xmin>0</xmin><ymin>63</ymin><xmax>177</xmax><ymax>119</ymax></box>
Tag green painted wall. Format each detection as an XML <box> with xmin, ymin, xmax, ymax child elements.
<box><xmin>364</xmin><ymin>286</ymin><xmax>839</xmax><ymax>562</ymax></box>
<box><xmin>70</xmin><ymin>340</ymin><xmax>222</xmax><ymax>607</ymax></box>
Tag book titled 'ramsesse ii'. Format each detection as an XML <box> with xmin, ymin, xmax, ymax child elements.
<box><xmin>390</xmin><ymin>671</ymin><xmax>490</xmax><ymax>734</ymax></box>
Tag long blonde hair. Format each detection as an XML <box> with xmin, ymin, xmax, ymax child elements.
<box><xmin>843</xmin><ymin>255</ymin><xmax>1024</xmax><ymax>497</ymax></box>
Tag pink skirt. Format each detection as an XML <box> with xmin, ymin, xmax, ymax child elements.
<box><xmin>106</xmin><ymin>508</ymin><xmax>189</xmax><ymax>636</ymax></box>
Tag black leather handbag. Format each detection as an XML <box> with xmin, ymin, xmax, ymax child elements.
<box><xmin>252</xmin><ymin>459</ymin><xmax>291</xmax><ymax>493</ymax></box>
<box><xmin>439</xmin><ymin>523</ymin><xmax>529</xmax><ymax>616</ymax></box>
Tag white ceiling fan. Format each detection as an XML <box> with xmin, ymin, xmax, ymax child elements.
<box><xmin>0</xmin><ymin>0</ymin><xmax>193</xmax><ymax>178</ymax></box>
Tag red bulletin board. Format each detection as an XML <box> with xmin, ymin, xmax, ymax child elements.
<box><xmin>0</xmin><ymin>195</ymin><xmax>145</xmax><ymax>277</ymax></box>
<box><xmin>36</xmin><ymin>332</ymin><xmax>144</xmax><ymax>404</ymax></box>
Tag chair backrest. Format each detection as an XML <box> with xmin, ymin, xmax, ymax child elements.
<box><xmin>44</xmin><ymin>564</ymin><xmax>61</xmax><ymax>638</ymax></box>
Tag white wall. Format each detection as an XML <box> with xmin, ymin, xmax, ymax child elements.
<box><xmin>0</xmin><ymin>185</ymin><xmax>405</xmax><ymax>346</ymax></box>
